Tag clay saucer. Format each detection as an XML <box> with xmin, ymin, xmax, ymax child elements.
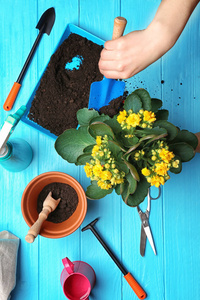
<box><xmin>21</xmin><ymin>172</ymin><xmax>87</xmax><ymax>238</ymax></box>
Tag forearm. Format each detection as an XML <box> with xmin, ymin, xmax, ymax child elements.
<box><xmin>149</xmin><ymin>0</ymin><xmax>200</xmax><ymax>51</ymax></box>
<box><xmin>98</xmin><ymin>0</ymin><xmax>200</xmax><ymax>79</ymax></box>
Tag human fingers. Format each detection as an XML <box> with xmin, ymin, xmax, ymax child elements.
<box><xmin>104</xmin><ymin>36</ymin><xmax>127</xmax><ymax>50</ymax></box>
<box><xmin>99</xmin><ymin>59</ymin><xmax>125</xmax><ymax>73</ymax></box>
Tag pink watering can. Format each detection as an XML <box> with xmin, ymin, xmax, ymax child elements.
<box><xmin>60</xmin><ymin>257</ymin><xmax>96</xmax><ymax>300</ymax></box>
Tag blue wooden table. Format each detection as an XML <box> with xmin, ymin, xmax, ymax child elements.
<box><xmin>1</xmin><ymin>1</ymin><xmax>200</xmax><ymax>299</ymax></box>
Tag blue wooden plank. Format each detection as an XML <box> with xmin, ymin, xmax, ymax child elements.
<box><xmin>36</xmin><ymin>1</ymin><xmax>79</xmax><ymax>300</ymax></box>
<box><xmin>79</xmin><ymin>1</ymin><xmax>123</xmax><ymax>300</ymax></box>
<box><xmin>162</xmin><ymin>3</ymin><xmax>200</xmax><ymax>299</ymax></box>
<box><xmin>0</xmin><ymin>1</ymin><xmax>200</xmax><ymax>300</ymax></box>
<box><xmin>121</xmin><ymin>1</ymin><xmax>164</xmax><ymax>299</ymax></box>
<box><xmin>0</xmin><ymin>1</ymin><xmax>39</xmax><ymax>300</ymax></box>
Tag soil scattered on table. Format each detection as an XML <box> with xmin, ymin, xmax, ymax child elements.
<box><xmin>37</xmin><ymin>182</ymin><xmax>78</xmax><ymax>223</ymax></box>
<box><xmin>28</xmin><ymin>33</ymin><xmax>103</xmax><ymax>136</ymax></box>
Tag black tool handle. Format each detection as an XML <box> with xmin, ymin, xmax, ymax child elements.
<box><xmin>17</xmin><ymin>28</ymin><xmax>43</xmax><ymax>83</ymax></box>
<box><xmin>90</xmin><ymin>226</ymin><xmax>127</xmax><ymax>275</ymax></box>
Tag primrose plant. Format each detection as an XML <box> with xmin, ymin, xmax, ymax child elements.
<box><xmin>55</xmin><ymin>89</ymin><xmax>197</xmax><ymax>206</ymax></box>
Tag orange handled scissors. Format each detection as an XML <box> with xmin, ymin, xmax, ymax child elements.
<box><xmin>137</xmin><ymin>187</ymin><xmax>161</xmax><ymax>256</ymax></box>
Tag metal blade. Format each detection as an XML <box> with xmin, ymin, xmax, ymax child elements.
<box><xmin>36</xmin><ymin>7</ymin><xmax>55</xmax><ymax>35</ymax></box>
<box><xmin>140</xmin><ymin>224</ymin><xmax>147</xmax><ymax>257</ymax></box>
<box><xmin>144</xmin><ymin>226</ymin><xmax>157</xmax><ymax>255</ymax></box>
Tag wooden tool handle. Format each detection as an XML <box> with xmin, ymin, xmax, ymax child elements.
<box><xmin>25</xmin><ymin>208</ymin><xmax>51</xmax><ymax>243</ymax></box>
<box><xmin>3</xmin><ymin>82</ymin><xmax>21</xmax><ymax>111</ymax></box>
<box><xmin>112</xmin><ymin>16</ymin><xmax>127</xmax><ymax>40</ymax></box>
<box><xmin>124</xmin><ymin>272</ymin><xmax>147</xmax><ymax>299</ymax></box>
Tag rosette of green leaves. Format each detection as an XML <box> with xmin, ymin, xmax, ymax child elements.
<box><xmin>55</xmin><ymin>88</ymin><xmax>198</xmax><ymax>207</ymax></box>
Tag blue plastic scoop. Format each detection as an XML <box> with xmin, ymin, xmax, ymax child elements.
<box><xmin>88</xmin><ymin>17</ymin><xmax>127</xmax><ymax>111</ymax></box>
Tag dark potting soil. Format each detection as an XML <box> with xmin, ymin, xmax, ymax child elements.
<box><xmin>99</xmin><ymin>91</ymin><xmax>128</xmax><ymax>117</ymax></box>
<box><xmin>28</xmin><ymin>33</ymin><xmax>104</xmax><ymax>136</ymax></box>
<box><xmin>37</xmin><ymin>182</ymin><xmax>78</xmax><ymax>223</ymax></box>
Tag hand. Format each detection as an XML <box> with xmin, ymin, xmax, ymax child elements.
<box><xmin>99</xmin><ymin>23</ymin><xmax>173</xmax><ymax>79</ymax></box>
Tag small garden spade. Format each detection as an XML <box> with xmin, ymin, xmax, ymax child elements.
<box><xmin>3</xmin><ymin>7</ymin><xmax>55</xmax><ymax>111</ymax></box>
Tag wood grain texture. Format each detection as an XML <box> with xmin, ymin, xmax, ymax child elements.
<box><xmin>0</xmin><ymin>0</ymin><xmax>200</xmax><ymax>299</ymax></box>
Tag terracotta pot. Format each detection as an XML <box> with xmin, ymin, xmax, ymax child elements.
<box><xmin>21</xmin><ymin>172</ymin><xmax>87</xmax><ymax>238</ymax></box>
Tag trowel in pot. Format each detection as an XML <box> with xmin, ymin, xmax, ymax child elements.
<box><xmin>25</xmin><ymin>191</ymin><xmax>60</xmax><ymax>243</ymax></box>
<box><xmin>88</xmin><ymin>17</ymin><xmax>127</xmax><ymax>111</ymax></box>
<box><xmin>3</xmin><ymin>7</ymin><xmax>55</xmax><ymax>111</ymax></box>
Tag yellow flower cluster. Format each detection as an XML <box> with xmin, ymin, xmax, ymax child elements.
<box><xmin>84</xmin><ymin>136</ymin><xmax>125</xmax><ymax>190</ymax></box>
<box><xmin>138</xmin><ymin>141</ymin><xmax>179</xmax><ymax>188</ymax></box>
<box><xmin>117</xmin><ymin>109</ymin><xmax>156</xmax><ymax>130</ymax></box>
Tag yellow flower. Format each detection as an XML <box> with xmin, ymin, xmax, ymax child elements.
<box><xmin>100</xmin><ymin>170</ymin><xmax>112</xmax><ymax>181</ymax></box>
<box><xmin>126</xmin><ymin>113</ymin><xmax>141</xmax><ymax>127</ymax></box>
<box><xmin>96</xmin><ymin>136</ymin><xmax>102</xmax><ymax>146</ymax></box>
<box><xmin>154</xmin><ymin>162</ymin><xmax>169</xmax><ymax>176</ymax></box>
<box><xmin>150</xmin><ymin>175</ymin><xmax>165</xmax><ymax>188</ymax></box>
<box><xmin>141</xmin><ymin>123</ymin><xmax>147</xmax><ymax>128</ymax></box>
<box><xmin>99</xmin><ymin>151</ymin><xmax>104</xmax><ymax>157</ymax></box>
<box><xmin>172</xmin><ymin>160</ymin><xmax>179</xmax><ymax>168</ymax></box>
<box><xmin>105</xmin><ymin>163</ymin><xmax>110</xmax><ymax>169</ymax></box>
<box><xmin>159</xmin><ymin>148</ymin><xmax>175</xmax><ymax>163</ymax></box>
<box><xmin>92</xmin><ymin>164</ymin><xmax>103</xmax><ymax>177</ymax></box>
<box><xmin>141</xmin><ymin>167</ymin><xmax>151</xmax><ymax>177</ymax></box>
<box><xmin>151</xmin><ymin>155</ymin><xmax>157</xmax><ymax>161</ymax></box>
<box><xmin>97</xmin><ymin>180</ymin><xmax>112</xmax><ymax>190</ymax></box>
<box><xmin>117</xmin><ymin>110</ymin><xmax>127</xmax><ymax>124</ymax></box>
<box><xmin>143</xmin><ymin>110</ymin><xmax>156</xmax><ymax>123</ymax></box>
<box><xmin>84</xmin><ymin>163</ymin><xmax>93</xmax><ymax>178</ymax></box>
<box><xmin>115</xmin><ymin>178</ymin><xmax>124</xmax><ymax>184</ymax></box>
<box><xmin>92</xmin><ymin>145</ymin><xmax>100</xmax><ymax>157</ymax></box>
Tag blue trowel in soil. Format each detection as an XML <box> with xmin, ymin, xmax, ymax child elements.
<box><xmin>88</xmin><ymin>17</ymin><xmax>127</xmax><ymax>111</ymax></box>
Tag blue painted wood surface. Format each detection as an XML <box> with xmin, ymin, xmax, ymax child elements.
<box><xmin>0</xmin><ymin>1</ymin><xmax>200</xmax><ymax>299</ymax></box>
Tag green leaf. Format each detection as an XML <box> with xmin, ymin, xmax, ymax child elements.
<box><xmin>170</xmin><ymin>130</ymin><xmax>198</xmax><ymax>150</ymax></box>
<box><xmin>55</xmin><ymin>126</ymin><xmax>95</xmax><ymax>163</ymax></box>
<box><xmin>127</xmin><ymin>172</ymin><xmax>137</xmax><ymax>194</ymax></box>
<box><xmin>121</xmin><ymin>182</ymin><xmax>130</xmax><ymax>204</ymax></box>
<box><xmin>83</xmin><ymin>145</ymin><xmax>95</xmax><ymax>153</ymax></box>
<box><xmin>154</xmin><ymin>120</ymin><xmax>178</xmax><ymax>141</ymax></box>
<box><xmin>133</xmin><ymin>89</ymin><xmax>152</xmax><ymax>111</ymax></box>
<box><xmin>125</xmin><ymin>176</ymin><xmax>150</xmax><ymax>207</ymax></box>
<box><xmin>104</xmin><ymin>115</ymin><xmax>122</xmax><ymax>134</ymax></box>
<box><xmin>117</xmin><ymin>162</ymin><xmax>129</xmax><ymax>174</ymax></box>
<box><xmin>125</xmin><ymin>142</ymin><xmax>141</xmax><ymax>155</ymax></box>
<box><xmin>86</xmin><ymin>181</ymin><xmax>113</xmax><ymax>199</ymax></box>
<box><xmin>77</xmin><ymin>108</ymin><xmax>99</xmax><ymax>126</ymax></box>
<box><xmin>89</xmin><ymin>122</ymin><xmax>115</xmax><ymax>139</ymax></box>
<box><xmin>108</xmin><ymin>140</ymin><xmax>125</xmax><ymax>159</ymax></box>
<box><xmin>76</xmin><ymin>153</ymin><xmax>92</xmax><ymax>165</ymax></box>
<box><xmin>151</xmin><ymin>98</ymin><xmax>163</xmax><ymax>112</ymax></box>
<box><xmin>124</xmin><ymin>93</ymin><xmax>142</xmax><ymax>113</ymax></box>
<box><xmin>89</xmin><ymin>114</ymin><xmax>110</xmax><ymax>124</ymax></box>
<box><xmin>156</xmin><ymin>109</ymin><xmax>169</xmax><ymax>121</ymax></box>
<box><xmin>115</xmin><ymin>184</ymin><xmax>121</xmax><ymax>195</ymax></box>
<box><xmin>122</xmin><ymin>159</ymin><xmax>140</xmax><ymax>181</ymax></box>
<box><xmin>169</xmin><ymin>142</ymin><xmax>195</xmax><ymax>162</ymax></box>
<box><xmin>120</xmin><ymin>134</ymin><xmax>139</xmax><ymax>148</ymax></box>
<box><xmin>135</xmin><ymin>127</ymin><xmax>167</xmax><ymax>137</ymax></box>
<box><xmin>145</xmin><ymin>133</ymin><xmax>168</xmax><ymax>145</ymax></box>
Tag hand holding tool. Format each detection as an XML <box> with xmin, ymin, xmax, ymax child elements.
<box><xmin>3</xmin><ymin>7</ymin><xmax>55</xmax><ymax>111</ymax></box>
<box><xmin>88</xmin><ymin>17</ymin><xmax>127</xmax><ymax>111</ymax></box>
<box><xmin>25</xmin><ymin>191</ymin><xmax>60</xmax><ymax>243</ymax></box>
<box><xmin>82</xmin><ymin>218</ymin><xmax>147</xmax><ymax>299</ymax></box>
<box><xmin>137</xmin><ymin>187</ymin><xmax>161</xmax><ymax>256</ymax></box>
